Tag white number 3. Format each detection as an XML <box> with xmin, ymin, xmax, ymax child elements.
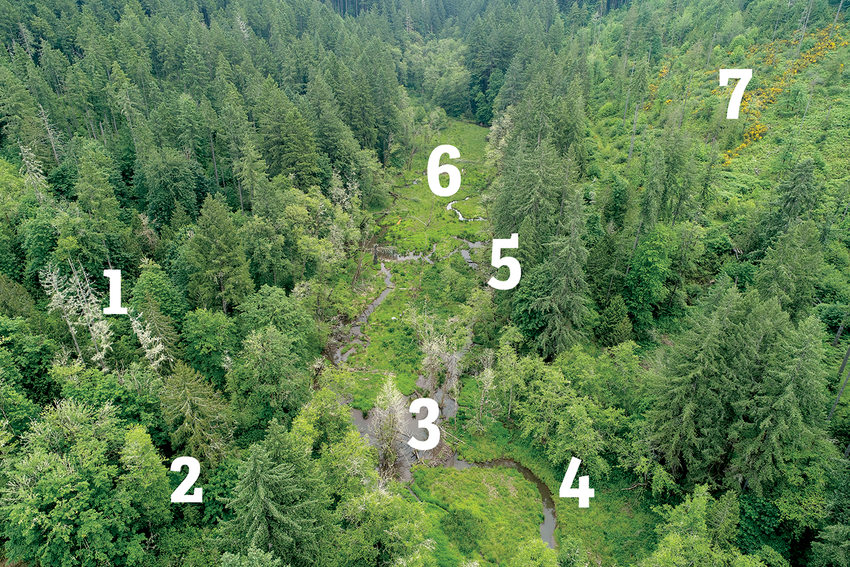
<box><xmin>559</xmin><ymin>457</ymin><xmax>594</xmax><ymax>508</ymax></box>
<box><xmin>408</xmin><ymin>398</ymin><xmax>440</xmax><ymax>451</ymax></box>
<box><xmin>719</xmin><ymin>69</ymin><xmax>752</xmax><ymax>120</ymax></box>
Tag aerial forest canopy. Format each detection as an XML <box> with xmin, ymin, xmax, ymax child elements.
<box><xmin>0</xmin><ymin>0</ymin><xmax>848</xmax><ymax>565</ymax></box>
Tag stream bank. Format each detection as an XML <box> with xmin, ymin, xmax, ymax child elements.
<box><xmin>331</xmin><ymin>249</ymin><xmax>558</xmax><ymax>549</ymax></box>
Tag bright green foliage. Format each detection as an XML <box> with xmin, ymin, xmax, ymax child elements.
<box><xmin>625</xmin><ymin>226</ymin><xmax>672</xmax><ymax>334</ymax></box>
<box><xmin>639</xmin><ymin>486</ymin><xmax>766</xmax><ymax>567</ymax></box>
<box><xmin>515</xmin><ymin>355</ymin><xmax>609</xmax><ymax>473</ymax></box>
<box><xmin>131</xmin><ymin>260</ymin><xmax>189</xmax><ymax>323</ymax></box>
<box><xmin>181</xmin><ymin>308</ymin><xmax>237</xmax><ymax>389</ymax></box>
<box><xmin>226</xmin><ymin>325</ymin><xmax>310</xmax><ymax>432</ymax></box>
<box><xmin>335</xmin><ymin>487</ymin><xmax>432</xmax><ymax>567</ymax></box>
<box><xmin>0</xmin><ymin>401</ymin><xmax>169</xmax><ymax>566</ymax></box>
<box><xmin>0</xmin><ymin>350</ymin><xmax>39</xmax><ymax>435</ymax></box>
<box><xmin>54</xmin><ymin>363</ymin><xmax>166</xmax><ymax>440</ymax></box>
<box><xmin>505</xmin><ymin>538</ymin><xmax>559</xmax><ymax>567</ymax></box>
<box><xmin>0</xmin><ymin>0</ymin><xmax>848</xmax><ymax>564</ymax></box>
<box><xmin>221</xmin><ymin>548</ymin><xmax>283</xmax><ymax>567</ymax></box>
<box><xmin>183</xmin><ymin>195</ymin><xmax>252</xmax><ymax>313</ymax></box>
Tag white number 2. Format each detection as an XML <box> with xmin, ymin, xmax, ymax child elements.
<box><xmin>487</xmin><ymin>233</ymin><xmax>521</xmax><ymax>290</ymax></box>
<box><xmin>559</xmin><ymin>457</ymin><xmax>594</xmax><ymax>508</ymax></box>
<box><xmin>103</xmin><ymin>269</ymin><xmax>128</xmax><ymax>315</ymax></box>
<box><xmin>427</xmin><ymin>145</ymin><xmax>461</xmax><ymax>197</ymax></box>
<box><xmin>171</xmin><ymin>456</ymin><xmax>203</xmax><ymax>503</ymax></box>
<box><xmin>408</xmin><ymin>397</ymin><xmax>440</xmax><ymax>451</ymax></box>
<box><xmin>719</xmin><ymin>69</ymin><xmax>752</xmax><ymax>120</ymax></box>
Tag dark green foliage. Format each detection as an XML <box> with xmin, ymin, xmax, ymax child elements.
<box><xmin>0</xmin><ymin>401</ymin><xmax>171</xmax><ymax>566</ymax></box>
<box><xmin>0</xmin><ymin>0</ymin><xmax>847</xmax><ymax>564</ymax></box>
<box><xmin>182</xmin><ymin>195</ymin><xmax>253</xmax><ymax>313</ymax></box>
<box><xmin>597</xmin><ymin>295</ymin><xmax>633</xmax><ymax>346</ymax></box>
<box><xmin>227</xmin><ymin>438</ymin><xmax>328</xmax><ymax>566</ymax></box>
<box><xmin>0</xmin><ymin>315</ymin><xmax>56</xmax><ymax>404</ymax></box>
<box><xmin>441</xmin><ymin>505</ymin><xmax>485</xmax><ymax>554</ymax></box>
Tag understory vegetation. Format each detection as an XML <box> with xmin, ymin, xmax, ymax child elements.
<box><xmin>0</xmin><ymin>0</ymin><xmax>849</xmax><ymax>565</ymax></box>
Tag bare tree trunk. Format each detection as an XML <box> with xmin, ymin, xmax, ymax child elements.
<box><xmin>796</xmin><ymin>0</ymin><xmax>815</xmax><ymax>57</ymax></box>
<box><xmin>828</xmin><ymin>366</ymin><xmax>850</xmax><ymax>421</ymax></box>
<box><xmin>839</xmin><ymin>343</ymin><xmax>850</xmax><ymax>378</ymax></box>
<box><xmin>834</xmin><ymin>0</ymin><xmax>845</xmax><ymax>28</ymax></box>
<box><xmin>833</xmin><ymin>320</ymin><xmax>846</xmax><ymax>347</ymax></box>
<box><xmin>628</xmin><ymin>101</ymin><xmax>640</xmax><ymax>160</ymax></box>
<box><xmin>209</xmin><ymin>132</ymin><xmax>220</xmax><ymax>187</ymax></box>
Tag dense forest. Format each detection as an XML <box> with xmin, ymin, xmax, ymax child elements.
<box><xmin>0</xmin><ymin>0</ymin><xmax>848</xmax><ymax>565</ymax></box>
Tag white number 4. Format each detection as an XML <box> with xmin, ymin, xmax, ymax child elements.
<box><xmin>559</xmin><ymin>457</ymin><xmax>594</xmax><ymax>508</ymax></box>
<box><xmin>408</xmin><ymin>397</ymin><xmax>440</xmax><ymax>451</ymax></box>
<box><xmin>487</xmin><ymin>233</ymin><xmax>521</xmax><ymax>290</ymax></box>
<box><xmin>719</xmin><ymin>69</ymin><xmax>752</xmax><ymax>120</ymax></box>
<box><xmin>171</xmin><ymin>456</ymin><xmax>202</xmax><ymax>503</ymax></box>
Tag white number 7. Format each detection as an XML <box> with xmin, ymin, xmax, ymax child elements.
<box><xmin>719</xmin><ymin>69</ymin><xmax>752</xmax><ymax>120</ymax></box>
<box><xmin>487</xmin><ymin>233</ymin><xmax>521</xmax><ymax>290</ymax></box>
<box><xmin>559</xmin><ymin>457</ymin><xmax>594</xmax><ymax>508</ymax></box>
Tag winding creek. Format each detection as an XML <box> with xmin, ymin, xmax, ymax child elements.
<box><xmin>446</xmin><ymin>195</ymin><xmax>486</xmax><ymax>221</ymax></box>
<box><xmin>330</xmin><ymin>245</ymin><xmax>558</xmax><ymax>549</ymax></box>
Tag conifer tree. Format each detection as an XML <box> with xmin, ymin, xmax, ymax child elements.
<box><xmin>183</xmin><ymin>194</ymin><xmax>252</xmax><ymax>313</ymax></box>
<box><xmin>228</xmin><ymin>443</ymin><xmax>324</xmax><ymax>565</ymax></box>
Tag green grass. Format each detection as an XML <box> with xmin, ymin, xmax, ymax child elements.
<box><xmin>450</xmin><ymin>418</ymin><xmax>659</xmax><ymax>566</ymax></box>
<box><xmin>411</xmin><ymin>464</ymin><xmax>545</xmax><ymax>566</ymax></box>
<box><xmin>384</xmin><ymin>121</ymin><xmax>491</xmax><ymax>254</ymax></box>
<box><xmin>331</xmin><ymin>119</ymin><xmax>491</xmax><ymax>413</ymax></box>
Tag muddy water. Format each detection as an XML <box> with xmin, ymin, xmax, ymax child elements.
<box><xmin>448</xmin><ymin>456</ymin><xmax>557</xmax><ymax>548</ymax></box>
<box><xmin>333</xmin><ymin>237</ymin><xmax>558</xmax><ymax>548</ymax></box>
<box><xmin>332</xmin><ymin>262</ymin><xmax>393</xmax><ymax>364</ymax></box>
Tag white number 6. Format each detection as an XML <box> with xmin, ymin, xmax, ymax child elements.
<box><xmin>719</xmin><ymin>69</ymin><xmax>752</xmax><ymax>120</ymax></box>
<box><xmin>408</xmin><ymin>397</ymin><xmax>440</xmax><ymax>451</ymax></box>
<box><xmin>427</xmin><ymin>145</ymin><xmax>461</xmax><ymax>197</ymax></box>
<box><xmin>171</xmin><ymin>456</ymin><xmax>203</xmax><ymax>503</ymax></box>
<box><xmin>487</xmin><ymin>233</ymin><xmax>521</xmax><ymax>290</ymax></box>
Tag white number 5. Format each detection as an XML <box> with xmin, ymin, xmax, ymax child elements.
<box><xmin>408</xmin><ymin>398</ymin><xmax>440</xmax><ymax>451</ymax></box>
<box><xmin>487</xmin><ymin>233</ymin><xmax>521</xmax><ymax>290</ymax></box>
<box><xmin>171</xmin><ymin>456</ymin><xmax>202</xmax><ymax>503</ymax></box>
<box><xmin>427</xmin><ymin>145</ymin><xmax>461</xmax><ymax>197</ymax></box>
<box><xmin>719</xmin><ymin>69</ymin><xmax>752</xmax><ymax>120</ymax></box>
<box><xmin>559</xmin><ymin>457</ymin><xmax>594</xmax><ymax>508</ymax></box>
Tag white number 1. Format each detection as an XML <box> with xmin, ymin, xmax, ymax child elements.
<box><xmin>103</xmin><ymin>269</ymin><xmax>128</xmax><ymax>315</ymax></box>
<box><xmin>559</xmin><ymin>457</ymin><xmax>594</xmax><ymax>508</ymax></box>
<box><xmin>719</xmin><ymin>69</ymin><xmax>752</xmax><ymax>120</ymax></box>
<box><xmin>408</xmin><ymin>398</ymin><xmax>440</xmax><ymax>451</ymax></box>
